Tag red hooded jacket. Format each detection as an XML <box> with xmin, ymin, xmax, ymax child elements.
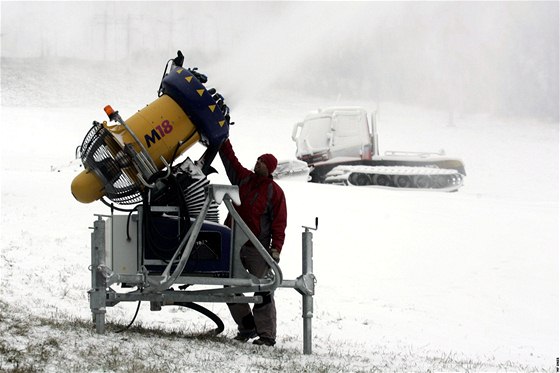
<box><xmin>219</xmin><ymin>139</ymin><xmax>287</xmax><ymax>252</ymax></box>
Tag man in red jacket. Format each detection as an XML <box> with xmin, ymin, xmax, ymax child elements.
<box><xmin>219</xmin><ymin>138</ymin><xmax>287</xmax><ymax>347</ymax></box>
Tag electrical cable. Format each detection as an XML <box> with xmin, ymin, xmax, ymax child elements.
<box><xmin>115</xmin><ymin>300</ymin><xmax>142</xmax><ymax>333</ymax></box>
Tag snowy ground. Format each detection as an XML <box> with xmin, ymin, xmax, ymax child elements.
<box><xmin>1</xmin><ymin>59</ymin><xmax>558</xmax><ymax>371</ymax></box>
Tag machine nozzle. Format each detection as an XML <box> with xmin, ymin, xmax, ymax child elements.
<box><xmin>71</xmin><ymin>169</ymin><xmax>105</xmax><ymax>203</ymax></box>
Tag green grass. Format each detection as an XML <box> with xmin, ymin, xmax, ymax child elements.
<box><xmin>0</xmin><ymin>300</ymin><xmax>551</xmax><ymax>373</ymax></box>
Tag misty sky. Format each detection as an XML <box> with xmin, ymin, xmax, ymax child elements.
<box><xmin>1</xmin><ymin>1</ymin><xmax>558</xmax><ymax>120</ymax></box>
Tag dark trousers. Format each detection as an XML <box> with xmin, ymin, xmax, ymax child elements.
<box><xmin>228</xmin><ymin>244</ymin><xmax>277</xmax><ymax>339</ymax></box>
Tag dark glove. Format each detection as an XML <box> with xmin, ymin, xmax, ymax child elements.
<box><xmin>271</xmin><ymin>248</ymin><xmax>280</xmax><ymax>263</ymax></box>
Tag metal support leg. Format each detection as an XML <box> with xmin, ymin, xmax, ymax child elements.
<box><xmin>301</xmin><ymin>218</ymin><xmax>317</xmax><ymax>355</ymax></box>
<box><xmin>89</xmin><ymin>217</ymin><xmax>107</xmax><ymax>334</ymax></box>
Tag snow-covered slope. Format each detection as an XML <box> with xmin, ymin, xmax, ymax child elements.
<box><xmin>1</xmin><ymin>58</ymin><xmax>558</xmax><ymax>371</ymax></box>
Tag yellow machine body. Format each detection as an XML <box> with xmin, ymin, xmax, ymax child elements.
<box><xmin>108</xmin><ymin>95</ymin><xmax>200</xmax><ymax>169</ymax></box>
<box><xmin>71</xmin><ymin>95</ymin><xmax>200</xmax><ymax>203</ymax></box>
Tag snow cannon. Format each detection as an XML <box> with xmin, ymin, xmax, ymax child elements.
<box><xmin>71</xmin><ymin>52</ymin><xmax>230</xmax><ymax>204</ymax></box>
<box><xmin>76</xmin><ymin>52</ymin><xmax>317</xmax><ymax>355</ymax></box>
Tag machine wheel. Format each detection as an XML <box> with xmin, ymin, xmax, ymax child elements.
<box><xmin>350</xmin><ymin>173</ymin><xmax>371</xmax><ymax>186</ymax></box>
<box><xmin>414</xmin><ymin>175</ymin><xmax>432</xmax><ymax>189</ymax></box>
<box><xmin>309</xmin><ymin>173</ymin><xmax>320</xmax><ymax>183</ymax></box>
<box><xmin>373</xmin><ymin>174</ymin><xmax>391</xmax><ymax>186</ymax></box>
<box><xmin>394</xmin><ymin>175</ymin><xmax>412</xmax><ymax>188</ymax></box>
<box><xmin>435</xmin><ymin>175</ymin><xmax>450</xmax><ymax>188</ymax></box>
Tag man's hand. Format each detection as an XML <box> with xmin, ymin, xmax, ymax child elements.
<box><xmin>271</xmin><ymin>248</ymin><xmax>281</xmax><ymax>263</ymax></box>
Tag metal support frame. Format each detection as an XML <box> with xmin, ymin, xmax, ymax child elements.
<box><xmin>88</xmin><ymin>184</ymin><xmax>317</xmax><ymax>354</ymax></box>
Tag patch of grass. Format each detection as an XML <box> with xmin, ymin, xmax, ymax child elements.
<box><xmin>0</xmin><ymin>299</ymin><xmax>552</xmax><ymax>373</ymax></box>
<box><xmin>0</xmin><ymin>340</ymin><xmax>34</xmax><ymax>372</ymax></box>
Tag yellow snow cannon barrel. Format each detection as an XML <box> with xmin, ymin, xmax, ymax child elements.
<box><xmin>71</xmin><ymin>65</ymin><xmax>229</xmax><ymax>205</ymax></box>
<box><xmin>70</xmin><ymin>96</ymin><xmax>199</xmax><ymax>204</ymax></box>
<box><xmin>105</xmin><ymin>95</ymin><xmax>200</xmax><ymax>171</ymax></box>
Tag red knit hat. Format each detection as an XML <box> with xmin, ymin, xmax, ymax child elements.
<box><xmin>258</xmin><ymin>153</ymin><xmax>278</xmax><ymax>175</ymax></box>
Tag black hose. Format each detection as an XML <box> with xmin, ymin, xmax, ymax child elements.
<box><xmin>173</xmin><ymin>302</ymin><xmax>225</xmax><ymax>335</ymax></box>
<box><xmin>114</xmin><ymin>301</ymin><xmax>224</xmax><ymax>336</ymax></box>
